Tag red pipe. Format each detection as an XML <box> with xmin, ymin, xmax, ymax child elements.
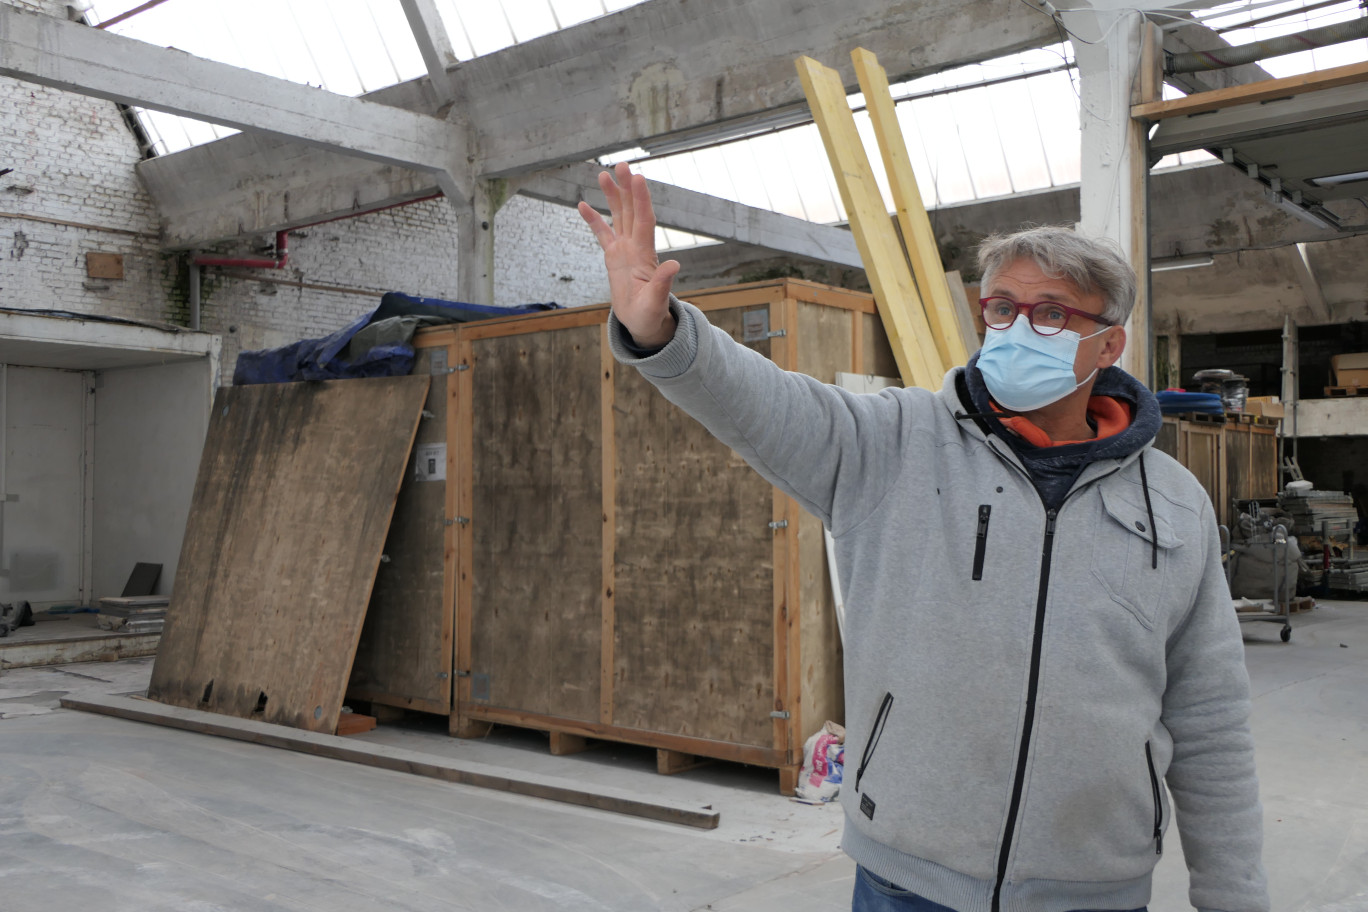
<box><xmin>189</xmin><ymin>192</ymin><xmax>442</xmax><ymax>270</ymax></box>
<box><xmin>195</xmin><ymin>230</ymin><xmax>288</xmax><ymax>269</ymax></box>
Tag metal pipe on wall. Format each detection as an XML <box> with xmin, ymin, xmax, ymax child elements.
<box><xmin>1168</xmin><ymin>15</ymin><xmax>1368</xmax><ymax>73</ymax></box>
<box><xmin>194</xmin><ymin>230</ymin><xmax>289</xmax><ymax>270</ymax></box>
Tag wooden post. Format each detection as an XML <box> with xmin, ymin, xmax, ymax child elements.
<box><xmin>851</xmin><ymin>48</ymin><xmax>968</xmax><ymax>370</ymax></box>
<box><xmin>796</xmin><ymin>55</ymin><xmax>942</xmax><ymax>390</ymax></box>
<box><xmin>600</xmin><ymin>324</ymin><xmax>617</xmax><ymax>725</ymax></box>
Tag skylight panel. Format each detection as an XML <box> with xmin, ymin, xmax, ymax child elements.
<box><xmin>508</xmin><ymin>1</ymin><xmax>561</xmax><ymax>43</ymax></box>
<box><xmin>550</xmin><ymin>0</ymin><xmax>612</xmax><ymax>27</ymax></box>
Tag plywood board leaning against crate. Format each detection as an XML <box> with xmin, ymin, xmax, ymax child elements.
<box><xmin>403</xmin><ymin>278</ymin><xmax>895</xmax><ymax>793</ymax></box>
<box><xmin>149</xmin><ymin>377</ymin><xmax>431</xmax><ymax>734</ymax></box>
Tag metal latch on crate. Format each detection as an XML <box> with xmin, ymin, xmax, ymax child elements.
<box><xmin>770</xmin><ymin>710</ymin><xmax>791</xmax><ymax>719</ymax></box>
<box><xmin>430</xmin><ymin>351</ymin><xmax>469</xmax><ymax>374</ymax></box>
<box><xmin>742</xmin><ymin>310</ymin><xmax>786</xmax><ymax>342</ymax></box>
<box><xmin>446</xmin><ymin>516</ymin><xmax>471</xmax><ymax>526</ymax></box>
<box><xmin>768</xmin><ymin>520</ymin><xmax>789</xmax><ymax>530</ymax></box>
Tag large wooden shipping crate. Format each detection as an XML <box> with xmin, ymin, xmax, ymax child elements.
<box><xmin>397</xmin><ymin>279</ymin><xmax>893</xmax><ymax>791</ymax></box>
<box><xmin>1154</xmin><ymin>415</ymin><xmax>1279</xmax><ymax>526</ymax></box>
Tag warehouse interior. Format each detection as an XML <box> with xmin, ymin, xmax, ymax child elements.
<box><xmin>1</xmin><ymin>0</ymin><xmax>1367</xmax><ymax>909</ymax></box>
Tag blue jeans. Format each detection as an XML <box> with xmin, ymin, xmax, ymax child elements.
<box><xmin>852</xmin><ymin>867</ymin><xmax>1147</xmax><ymax>912</ymax></box>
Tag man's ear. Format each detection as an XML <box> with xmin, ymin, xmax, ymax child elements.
<box><xmin>1096</xmin><ymin>325</ymin><xmax>1126</xmax><ymax>370</ymax></box>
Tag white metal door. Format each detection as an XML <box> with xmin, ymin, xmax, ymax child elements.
<box><xmin>2</xmin><ymin>366</ymin><xmax>86</xmax><ymax>609</ymax></box>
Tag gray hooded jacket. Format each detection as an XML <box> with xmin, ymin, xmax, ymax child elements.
<box><xmin>610</xmin><ymin>298</ymin><xmax>1268</xmax><ymax>912</ymax></box>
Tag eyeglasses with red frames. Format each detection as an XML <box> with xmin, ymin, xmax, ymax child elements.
<box><xmin>978</xmin><ymin>297</ymin><xmax>1117</xmax><ymax>337</ymax></box>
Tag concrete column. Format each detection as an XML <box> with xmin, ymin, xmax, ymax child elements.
<box><xmin>452</xmin><ymin>180</ymin><xmax>503</xmax><ymax>306</ymax></box>
<box><xmin>1072</xmin><ymin>12</ymin><xmax>1162</xmax><ymax>386</ymax></box>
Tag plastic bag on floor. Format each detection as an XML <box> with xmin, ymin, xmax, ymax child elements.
<box><xmin>795</xmin><ymin>721</ymin><xmax>845</xmax><ymax>803</ymax></box>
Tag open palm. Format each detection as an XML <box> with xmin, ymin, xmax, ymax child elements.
<box><xmin>578</xmin><ymin>162</ymin><xmax>681</xmax><ymax>349</ymax></box>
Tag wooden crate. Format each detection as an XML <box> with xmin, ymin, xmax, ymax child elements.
<box><xmin>1155</xmin><ymin>416</ymin><xmax>1277</xmax><ymax>527</ymax></box>
<box><xmin>407</xmin><ymin>279</ymin><xmax>894</xmax><ymax>792</ymax></box>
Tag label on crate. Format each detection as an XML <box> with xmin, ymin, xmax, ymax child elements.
<box><xmin>414</xmin><ymin>443</ymin><xmax>447</xmax><ymax>482</ymax></box>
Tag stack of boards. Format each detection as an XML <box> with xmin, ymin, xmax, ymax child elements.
<box><xmin>97</xmin><ymin>596</ymin><xmax>170</xmax><ymax>634</ymax></box>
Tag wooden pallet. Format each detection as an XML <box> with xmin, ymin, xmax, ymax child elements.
<box><xmin>469</xmin><ymin>717</ymin><xmax>800</xmax><ymax>794</ymax></box>
<box><xmin>1325</xmin><ymin>386</ymin><xmax>1364</xmax><ymax>397</ymax></box>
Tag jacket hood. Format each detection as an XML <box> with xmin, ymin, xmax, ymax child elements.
<box><xmin>944</xmin><ymin>354</ymin><xmax>1163</xmax><ymax>462</ymax></box>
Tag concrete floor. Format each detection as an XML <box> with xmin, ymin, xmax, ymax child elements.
<box><xmin>0</xmin><ymin>600</ymin><xmax>1365</xmax><ymax>912</ymax></box>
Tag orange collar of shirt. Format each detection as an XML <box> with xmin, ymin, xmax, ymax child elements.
<box><xmin>991</xmin><ymin>396</ymin><xmax>1133</xmax><ymax>448</ymax></box>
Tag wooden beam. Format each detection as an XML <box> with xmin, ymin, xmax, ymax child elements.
<box><xmin>851</xmin><ymin>48</ymin><xmax>968</xmax><ymax>369</ymax></box>
<box><xmin>0</xmin><ymin>4</ymin><xmax>471</xmax><ymax>198</ymax></box>
<box><xmin>64</xmin><ymin>694</ymin><xmax>719</xmax><ymax>828</ymax></box>
<box><xmin>796</xmin><ymin>55</ymin><xmax>942</xmax><ymax>389</ymax></box>
<box><xmin>1133</xmin><ymin>58</ymin><xmax>1368</xmax><ymax>121</ymax></box>
<box><xmin>657</xmin><ymin>749</ymin><xmax>712</xmax><ymax>775</ymax></box>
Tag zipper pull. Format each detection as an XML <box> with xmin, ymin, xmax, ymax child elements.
<box><xmin>1045</xmin><ymin>509</ymin><xmax>1058</xmax><ymax>535</ymax></box>
<box><xmin>1155</xmin><ymin>829</ymin><xmax>1163</xmax><ymax>855</ymax></box>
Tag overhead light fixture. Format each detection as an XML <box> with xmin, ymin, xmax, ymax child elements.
<box><xmin>1309</xmin><ymin>170</ymin><xmax>1368</xmax><ymax>188</ymax></box>
<box><xmin>1151</xmin><ymin>253</ymin><xmax>1214</xmax><ymax>272</ymax></box>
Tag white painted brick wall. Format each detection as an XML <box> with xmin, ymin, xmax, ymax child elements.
<box><xmin>1</xmin><ymin>0</ymin><xmax>611</xmax><ymax>382</ymax></box>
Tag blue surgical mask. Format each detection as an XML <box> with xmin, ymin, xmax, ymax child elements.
<box><xmin>977</xmin><ymin>315</ymin><xmax>1109</xmax><ymax>412</ymax></box>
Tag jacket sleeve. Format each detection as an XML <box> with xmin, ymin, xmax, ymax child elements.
<box><xmin>1162</xmin><ymin>501</ymin><xmax>1269</xmax><ymax>912</ymax></box>
<box><xmin>608</xmin><ymin>296</ymin><xmax>923</xmax><ymax>535</ymax></box>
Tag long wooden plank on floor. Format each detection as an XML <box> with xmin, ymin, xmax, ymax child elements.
<box><xmin>852</xmin><ymin>47</ymin><xmax>967</xmax><ymax>371</ymax></box>
<box><xmin>62</xmin><ymin>693</ymin><xmax>720</xmax><ymax>830</ymax></box>
<box><xmin>147</xmin><ymin>376</ymin><xmax>430</xmax><ymax>735</ymax></box>
<box><xmin>796</xmin><ymin>55</ymin><xmax>942</xmax><ymax>390</ymax></box>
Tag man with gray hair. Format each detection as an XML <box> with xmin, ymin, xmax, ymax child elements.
<box><xmin>580</xmin><ymin>163</ymin><xmax>1267</xmax><ymax>912</ymax></box>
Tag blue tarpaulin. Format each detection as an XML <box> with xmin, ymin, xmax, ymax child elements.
<box><xmin>233</xmin><ymin>292</ymin><xmax>559</xmax><ymax>385</ymax></box>
<box><xmin>1155</xmin><ymin>390</ymin><xmax>1225</xmax><ymax>416</ymax></box>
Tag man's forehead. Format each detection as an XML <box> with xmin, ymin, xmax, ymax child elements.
<box><xmin>987</xmin><ymin>262</ymin><xmax>1092</xmax><ymax>304</ymax></box>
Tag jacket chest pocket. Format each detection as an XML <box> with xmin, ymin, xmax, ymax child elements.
<box><xmin>1091</xmin><ymin>485</ymin><xmax>1183</xmax><ymax>629</ymax></box>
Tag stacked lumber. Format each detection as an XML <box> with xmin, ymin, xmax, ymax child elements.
<box><xmin>796</xmin><ymin>49</ymin><xmax>977</xmax><ymax>389</ymax></box>
<box><xmin>97</xmin><ymin>596</ymin><xmax>170</xmax><ymax>634</ymax></box>
<box><xmin>1280</xmin><ymin>490</ymin><xmax>1358</xmax><ymax>538</ymax></box>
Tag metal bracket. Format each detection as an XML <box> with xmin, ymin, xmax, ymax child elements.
<box><xmin>768</xmin><ymin>520</ymin><xmax>789</xmax><ymax>530</ymax></box>
<box><xmin>770</xmin><ymin>710</ymin><xmax>791</xmax><ymax>719</ymax></box>
<box><xmin>437</xmin><ymin>672</ymin><xmax>450</xmax><ymax>680</ymax></box>
<box><xmin>430</xmin><ymin>350</ymin><xmax>454</xmax><ymax>374</ymax></box>
<box><xmin>430</xmin><ymin>351</ymin><xmax>469</xmax><ymax>374</ymax></box>
<box><xmin>766</xmin><ymin>330</ymin><xmax>787</xmax><ymax>339</ymax></box>
<box><xmin>455</xmin><ymin>670</ymin><xmax>471</xmax><ymax>678</ymax></box>
<box><xmin>446</xmin><ymin>516</ymin><xmax>471</xmax><ymax>526</ymax></box>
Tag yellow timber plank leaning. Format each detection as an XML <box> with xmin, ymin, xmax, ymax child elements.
<box><xmin>795</xmin><ymin>55</ymin><xmax>942</xmax><ymax>390</ymax></box>
<box><xmin>851</xmin><ymin>48</ymin><xmax>968</xmax><ymax>371</ymax></box>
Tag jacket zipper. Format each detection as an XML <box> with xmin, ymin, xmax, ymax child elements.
<box><xmin>973</xmin><ymin>426</ymin><xmax>1132</xmax><ymax>911</ymax></box>
<box><xmin>972</xmin><ymin>505</ymin><xmax>992</xmax><ymax>581</ymax></box>
<box><xmin>855</xmin><ymin>691</ymin><xmax>894</xmax><ymax>792</ymax></box>
<box><xmin>990</xmin><ymin>508</ymin><xmax>1058</xmax><ymax>912</ymax></box>
<box><xmin>1146</xmin><ymin>741</ymin><xmax>1164</xmax><ymax>855</ymax></box>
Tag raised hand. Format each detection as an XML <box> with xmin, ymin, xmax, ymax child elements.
<box><xmin>578</xmin><ymin>162</ymin><xmax>681</xmax><ymax>348</ymax></box>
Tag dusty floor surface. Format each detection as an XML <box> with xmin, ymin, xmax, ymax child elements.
<box><xmin>0</xmin><ymin>600</ymin><xmax>1364</xmax><ymax>911</ymax></box>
